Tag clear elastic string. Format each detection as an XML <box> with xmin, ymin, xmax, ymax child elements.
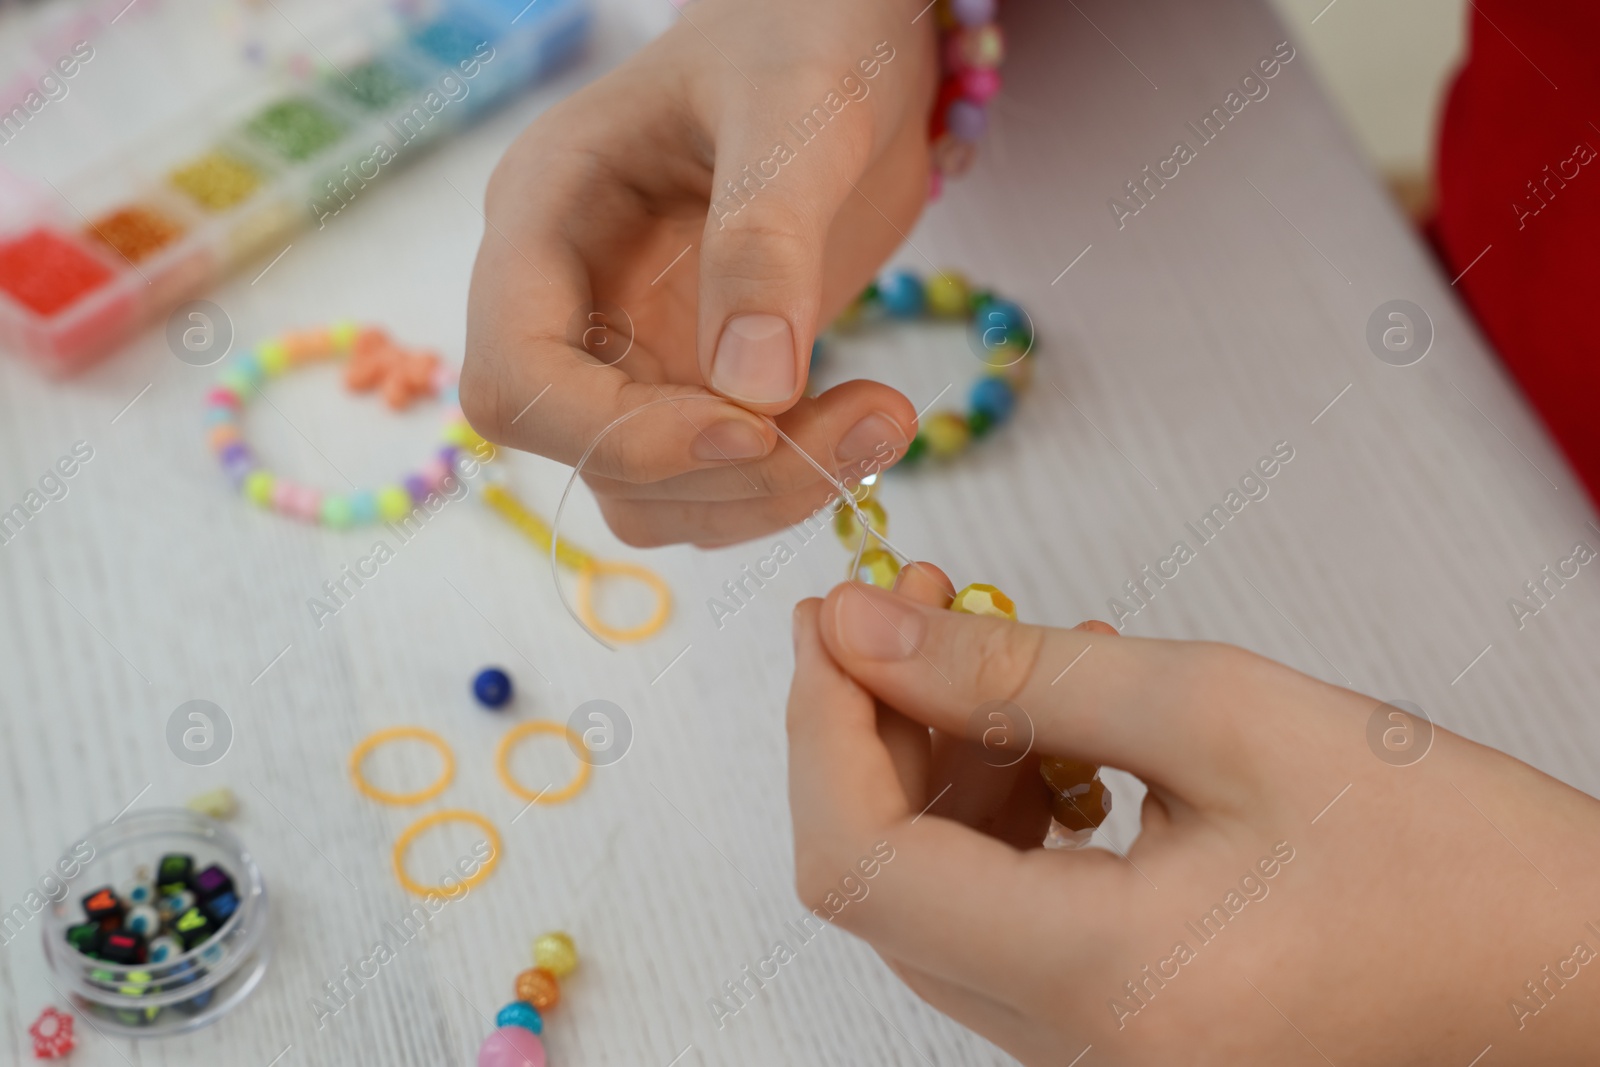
<box><xmin>551</xmin><ymin>394</ymin><xmax>914</xmax><ymax>648</ymax></box>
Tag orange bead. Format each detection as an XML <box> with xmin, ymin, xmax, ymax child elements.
<box><xmin>514</xmin><ymin>967</ymin><xmax>560</xmax><ymax>1010</ymax></box>
<box><xmin>1051</xmin><ymin>776</ymin><xmax>1111</xmax><ymax>832</ymax></box>
<box><xmin>1039</xmin><ymin>756</ymin><xmax>1098</xmax><ymax>796</ymax></box>
<box><xmin>282</xmin><ymin>328</ymin><xmax>333</xmax><ymax>360</ymax></box>
<box><xmin>208</xmin><ymin>424</ymin><xmax>241</xmax><ymax>451</ymax></box>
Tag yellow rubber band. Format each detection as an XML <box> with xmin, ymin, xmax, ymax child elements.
<box><xmin>350</xmin><ymin>727</ymin><xmax>455</xmax><ymax>806</ymax></box>
<box><xmin>482</xmin><ymin>483</ymin><xmax>593</xmax><ymax>571</ymax></box>
<box><xmin>576</xmin><ymin>559</ymin><xmax>673</xmax><ymax>644</ymax></box>
<box><xmin>495</xmin><ymin>721</ymin><xmax>593</xmax><ymax>804</ymax></box>
<box><xmin>483</xmin><ymin>481</ymin><xmax>672</xmax><ymax>643</ymax></box>
<box><xmin>392</xmin><ymin>809</ymin><xmax>501</xmax><ymax>897</ymax></box>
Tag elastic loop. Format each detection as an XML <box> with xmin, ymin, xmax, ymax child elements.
<box><xmin>495</xmin><ymin>721</ymin><xmax>593</xmax><ymax>804</ymax></box>
<box><xmin>350</xmin><ymin>726</ymin><xmax>455</xmax><ymax>806</ymax></box>
<box><xmin>575</xmin><ymin>559</ymin><xmax>673</xmax><ymax>644</ymax></box>
<box><xmin>392</xmin><ymin>809</ymin><xmax>501</xmax><ymax>897</ymax></box>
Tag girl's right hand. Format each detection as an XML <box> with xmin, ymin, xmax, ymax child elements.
<box><xmin>462</xmin><ymin>0</ymin><xmax>937</xmax><ymax>548</ymax></box>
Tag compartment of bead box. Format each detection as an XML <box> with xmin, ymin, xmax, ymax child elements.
<box><xmin>41</xmin><ymin>808</ymin><xmax>271</xmax><ymax>1039</ymax></box>
<box><xmin>0</xmin><ymin>0</ymin><xmax>591</xmax><ymax>377</ymax></box>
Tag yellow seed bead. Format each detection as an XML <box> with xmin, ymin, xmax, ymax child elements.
<box><xmin>925</xmin><ymin>270</ymin><xmax>970</xmax><ymax>317</ymax></box>
<box><xmin>923</xmin><ymin>411</ymin><xmax>971</xmax><ymax>458</ymax></box>
<box><xmin>532</xmin><ymin>931</ymin><xmax>578</xmax><ymax>978</ymax></box>
<box><xmin>377</xmin><ymin>485</ymin><xmax>413</xmax><ymax>521</ymax></box>
<box><xmin>834</xmin><ymin>495</ymin><xmax>887</xmax><ymax>553</ymax></box>
<box><xmin>950</xmin><ymin>583</ymin><xmax>1016</xmax><ymax>619</ymax></box>
<box><xmin>857</xmin><ymin>548</ymin><xmax>901</xmax><ymax>589</ymax></box>
<box><xmin>244</xmin><ymin>471</ymin><xmax>275</xmax><ymax>507</ymax></box>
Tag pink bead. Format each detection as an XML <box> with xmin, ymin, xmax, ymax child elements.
<box><xmin>960</xmin><ymin>67</ymin><xmax>1002</xmax><ymax>104</ymax></box>
<box><xmin>431</xmin><ymin>362</ymin><xmax>456</xmax><ymax>393</ymax></box>
<box><xmin>271</xmin><ymin>479</ymin><xmax>299</xmax><ymax>515</ymax></box>
<box><xmin>206</xmin><ymin>386</ymin><xmax>243</xmax><ymax>410</ymax></box>
<box><xmin>478</xmin><ymin>1027</ymin><xmax>545</xmax><ymax>1067</ymax></box>
<box><xmin>420</xmin><ymin>457</ymin><xmax>450</xmax><ymax>492</ymax></box>
<box><xmin>277</xmin><ymin>482</ymin><xmax>321</xmax><ymax>522</ymax></box>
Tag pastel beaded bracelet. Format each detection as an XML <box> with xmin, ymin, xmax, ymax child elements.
<box><xmin>205</xmin><ymin>323</ymin><xmax>486</xmax><ymax>526</ymax></box>
<box><xmin>810</xmin><ymin>267</ymin><xmax>1033</xmax><ymax>466</ymax></box>
<box><xmin>206</xmin><ymin>324</ymin><xmax>672</xmax><ymax>642</ymax></box>
<box><xmin>928</xmin><ymin>0</ymin><xmax>1005</xmax><ymax>198</ymax></box>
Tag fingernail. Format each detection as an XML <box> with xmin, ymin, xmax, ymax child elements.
<box><xmin>837</xmin><ymin>413</ymin><xmax>907</xmax><ymax>462</ymax></box>
<box><xmin>712</xmin><ymin>314</ymin><xmax>796</xmax><ymax>404</ymax></box>
<box><xmin>833</xmin><ymin>584</ymin><xmax>925</xmax><ymax>661</ymax></box>
<box><xmin>692</xmin><ymin>418</ymin><xmax>770</xmax><ymax>461</ymax></box>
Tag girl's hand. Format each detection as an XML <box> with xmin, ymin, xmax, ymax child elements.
<box><xmin>788</xmin><ymin>569</ymin><xmax>1600</xmax><ymax>1066</ymax></box>
<box><xmin>462</xmin><ymin>0</ymin><xmax>936</xmax><ymax>548</ymax></box>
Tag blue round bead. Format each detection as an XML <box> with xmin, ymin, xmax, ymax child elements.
<box><xmin>878</xmin><ymin>270</ymin><xmax>925</xmax><ymax>317</ymax></box>
<box><xmin>350</xmin><ymin>490</ymin><xmax>378</xmax><ymax>524</ymax></box>
<box><xmin>970</xmin><ymin>376</ymin><xmax>1016</xmax><ymax>424</ymax></box>
<box><xmin>974</xmin><ymin>298</ymin><xmax>1027</xmax><ymax>342</ymax></box>
<box><xmin>473</xmin><ymin>667</ymin><xmax>513</xmax><ymax>709</ymax></box>
<box><xmin>495</xmin><ymin>1000</ymin><xmax>544</xmax><ymax>1035</ymax></box>
<box><xmin>810</xmin><ymin>339</ymin><xmax>823</xmax><ymax>369</ymax></box>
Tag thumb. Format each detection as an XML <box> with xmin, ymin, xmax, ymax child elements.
<box><xmin>816</xmin><ymin>581</ymin><xmax>1248</xmax><ymax>808</ymax></box>
<box><xmin>696</xmin><ymin>98</ymin><xmax>871</xmax><ymax>411</ymax></box>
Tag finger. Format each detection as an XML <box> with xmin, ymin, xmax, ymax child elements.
<box><xmin>580</xmin><ymin>380</ymin><xmax>913</xmax><ymax>502</ymax></box>
<box><xmin>892</xmin><ymin>561</ymin><xmax>955</xmax><ymax>604</ymax></box>
<box><xmin>874</xmin><ymin>563</ymin><xmax>954</xmax><ymax>803</ymax></box>
<box><xmin>788</xmin><ymin>599</ymin><xmax>913</xmax><ymax>845</ymax></box>
<box><xmin>597</xmin><ymin>480</ymin><xmax>840</xmax><ymax>548</ymax></box>
<box><xmin>906</xmin><ymin>584</ymin><xmax>1094</xmax><ymax>846</ymax></box>
<box><xmin>697</xmin><ymin>71</ymin><xmax>913</xmax><ymax>411</ymax></box>
<box><xmin>788</xmin><ymin>599</ymin><xmax>1123</xmax><ymax>1005</ymax></box>
<box><xmin>818</xmin><ymin>581</ymin><xmax>1258</xmax><ymax>805</ymax></box>
<box><xmin>463</xmin><ymin>118</ymin><xmax>777</xmax><ymax>484</ymax></box>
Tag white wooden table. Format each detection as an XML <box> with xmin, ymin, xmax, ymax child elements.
<box><xmin>4</xmin><ymin>0</ymin><xmax>1598</xmax><ymax>1064</ymax></box>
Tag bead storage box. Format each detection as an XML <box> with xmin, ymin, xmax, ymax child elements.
<box><xmin>0</xmin><ymin>0</ymin><xmax>589</xmax><ymax>376</ymax></box>
<box><xmin>42</xmin><ymin>808</ymin><xmax>270</xmax><ymax>1038</ymax></box>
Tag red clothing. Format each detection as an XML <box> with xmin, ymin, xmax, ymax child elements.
<box><xmin>1432</xmin><ymin>2</ymin><xmax>1600</xmax><ymax>504</ymax></box>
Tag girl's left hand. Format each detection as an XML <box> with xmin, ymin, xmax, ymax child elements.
<box><xmin>787</xmin><ymin>566</ymin><xmax>1600</xmax><ymax>1066</ymax></box>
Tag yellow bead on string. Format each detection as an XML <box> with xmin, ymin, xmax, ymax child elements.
<box><xmin>533</xmin><ymin>931</ymin><xmax>579</xmax><ymax>978</ymax></box>
<box><xmin>857</xmin><ymin>548</ymin><xmax>902</xmax><ymax>589</ymax></box>
<box><xmin>950</xmin><ymin>583</ymin><xmax>1016</xmax><ymax>619</ymax></box>
<box><xmin>833</xmin><ymin>493</ymin><xmax>888</xmax><ymax>554</ymax></box>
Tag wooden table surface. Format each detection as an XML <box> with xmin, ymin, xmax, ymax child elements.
<box><xmin>3</xmin><ymin>0</ymin><xmax>1598</xmax><ymax>1064</ymax></box>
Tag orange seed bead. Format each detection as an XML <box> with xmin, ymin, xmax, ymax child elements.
<box><xmin>514</xmin><ymin>967</ymin><xmax>560</xmax><ymax>1010</ymax></box>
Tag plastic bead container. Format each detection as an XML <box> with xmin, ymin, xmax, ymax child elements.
<box><xmin>0</xmin><ymin>0</ymin><xmax>590</xmax><ymax>377</ymax></box>
<box><xmin>41</xmin><ymin>808</ymin><xmax>270</xmax><ymax>1038</ymax></box>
